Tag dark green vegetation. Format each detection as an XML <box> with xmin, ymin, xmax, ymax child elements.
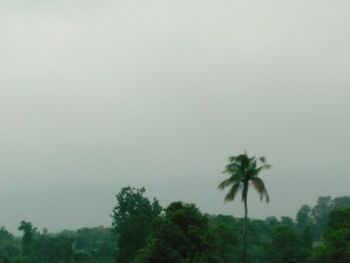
<box><xmin>0</xmin><ymin>225</ymin><xmax>115</xmax><ymax>263</ymax></box>
<box><xmin>1</xmin><ymin>187</ymin><xmax>349</xmax><ymax>263</ymax></box>
<box><xmin>218</xmin><ymin>153</ymin><xmax>270</xmax><ymax>263</ymax></box>
<box><xmin>111</xmin><ymin>187</ymin><xmax>162</xmax><ymax>263</ymax></box>
<box><xmin>311</xmin><ymin>205</ymin><xmax>350</xmax><ymax>263</ymax></box>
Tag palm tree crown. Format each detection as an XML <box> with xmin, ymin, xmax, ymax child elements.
<box><xmin>218</xmin><ymin>153</ymin><xmax>270</xmax><ymax>204</ymax></box>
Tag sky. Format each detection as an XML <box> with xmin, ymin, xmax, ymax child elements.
<box><xmin>1</xmin><ymin>0</ymin><xmax>350</xmax><ymax>234</ymax></box>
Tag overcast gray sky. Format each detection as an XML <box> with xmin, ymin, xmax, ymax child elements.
<box><xmin>1</xmin><ymin>0</ymin><xmax>350</xmax><ymax>234</ymax></box>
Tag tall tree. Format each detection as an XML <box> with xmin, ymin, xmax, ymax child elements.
<box><xmin>311</xmin><ymin>196</ymin><xmax>333</xmax><ymax>240</ymax></box>
<box><xmin>296</xmin><ymin>204</ymin><xmax>312</xmax><ymax>230</ymax></box>
<box><xmin>218</xmin><ymin>153</ymin><xmax>271</xmax><ymax>263</ymax></box>
<box><xmin>18</xmin><ymin>221</ymin><xmax>37</xmax><ymax>256</ymax></box>
<box><xmin>111</xmin><ymin>186</ymin><xmax>162</xmax><ymax>263</ymax></box>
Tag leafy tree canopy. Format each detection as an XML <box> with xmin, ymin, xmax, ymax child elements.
<box><xmin>133</xmin><ymin>202</ymin><xmax>221</xmax><ymax>263</ymax></box>
<box><xmin>111</xmin><ymin>186</ymin><xmax>162</xmax><ymax>263</ymax></box>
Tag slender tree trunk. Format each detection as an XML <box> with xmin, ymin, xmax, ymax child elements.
<box><xmin>242</xmin><ymin>196</ymin><xmax>248</xmax><ymax>263</ymax></box>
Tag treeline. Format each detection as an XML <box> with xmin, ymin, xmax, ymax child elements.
<box><xmin>111</xmin><ymin>187</ymin><xmax>350</xmax><ymax>263</ymax></box>
<box><xmin>0</xmin><ymin>224</ymin><xmax>115</xmax><ymax>263</ymax></box>
<box><xmin>0</xmin><ymin>187</ymin><xmax>349</xmax><ymax>263</ymax></box>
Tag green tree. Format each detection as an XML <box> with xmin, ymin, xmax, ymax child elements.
<box><xmin>264</xmin><ymin>217</ymin><xmax>279</xmax><ymax>230</ymax></box>
<box><xmin>280</xmin><ymin>216</ymin><xmax>295</xmax><ymax>227</ymax></box>
<box><xmin>133</xmin><ymin>202</ymin><xmax>220</xmax><ymax>263</ymax></box>
<box><xmin>0</xmin><ymin>227</ymin><xmax>19</xmax><ymax>262</ymax></box>
<box><xmin>72</xmin><ymin>226</ymin><xmax>115</xmax><ymax>262</ymax></box>
<box><xmin>245</xmin><ymin>219</ymin><xmax>271</xmax><ymax>263</ymax></box>
<box><xmin>333</xmin><ymin>196</ymin><xmax>350</xmax><ymax>208</ymax></box>
<box><xmin>311</xmin><ymin>196</ymin><xmax>333</xmax><ymax>240</ymax></box>
<box><xmin>111</xmin><ymin>187</ymin><xmax>162</xmax><ymax>263</ymax></box>
<box><xmin>266</xmin><ymin>225</ymin><xmax>307</xmax><ymax>263</ymax></box>
<box><xmin>31</xmin><ymin>235</ymin><xmax>73</xmax><ymax>263</ymax></box>
<box><xmin>208</xmin><ymin>215</ymin><xmax>240</xmax><ymax>263</ymax></box>
<box><xmin>218</xmin><ymin>153</ymin><xmax>270</xmax><ymax>263</ymax></box>
<box><xmin>18</xmin><ymin>221</ymin><xmax>37</xmax><ymax>257</ymax></box>
<box><xmin>311</xmin><ymin>206</ymin><xmax>350</xmax><ymax>263</ymax></box>
<box><xmin>296</xmin><ymin>205</ymin><xmax>312</xmax><ymax>230</ymax></box>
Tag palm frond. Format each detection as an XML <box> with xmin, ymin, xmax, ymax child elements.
<box><xmin>218</xmin><ymin>173</ymin><xmax>242</xmax><ymax>190</ymax></box>
<box><xmin>251</xmin><ymin>177</ymin><xmax>270</xmax><ymax>203</ymax></box>
<box><xmin>224</xmin><ymin>182</ymin><xmax>242</xmax><ymax>203</ymax></box>
<box><xmin>259</xmin><ymin>156</ymin><xmax>266</xmax><ymax>163</ymax></box>
<box><xmin>254</xmin><ymin>164</ymin><xmax>272</xmax><ymax>175</ymax></box>
<box><xmin>223</xmin><ymin>163</ymin><xmax>240</xmax><ymax>174</ymax></box>
<box><xmin>260</xmin><ymin>164</ymin><xmax>272</xmax><ymax>170</ymax></box>
<box><xmin>218</xmin><ymin>178</ymin><xmax>233</xmax><ymax>190</ymax></box>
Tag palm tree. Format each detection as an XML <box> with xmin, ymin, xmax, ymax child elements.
<box><xmin>218</xmin><ymin>153</ymin><xmax>271</xmax><ymax>263</ymax></box>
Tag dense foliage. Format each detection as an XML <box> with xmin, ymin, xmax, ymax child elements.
<box><xmin>133</xmin><ymin>202</ymin><xmax>220</xmax><ymax>263</ymax></box>
<box><xmin>0</xmin><ymin>226</ymin><xmax>115</xmax><ymax>263</ymax></box>
<box><xmin>111</xmin><ymin>187</ymin><xmax>162</xmax><ymax>263</ymax></box>
<box><xmin>0</xmin><ymin>189</ymin><xmax>349</xmax><ymax>263</ymax></box>
<box><xmin>311</xmin><ymin>205</ymin><xmax>350</xmax><ymax>263</ymax></box>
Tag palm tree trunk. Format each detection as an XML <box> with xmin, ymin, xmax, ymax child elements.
<box><xmin>242</xmin><ymin>196</ymin><xmax>248</xmax><ymax>263</ymax></box>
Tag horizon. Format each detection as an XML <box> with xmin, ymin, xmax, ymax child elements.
<box><xmin>3</xmin><ymin>176</ymin><xmax>349</xmax><ymax>235</ymax></box>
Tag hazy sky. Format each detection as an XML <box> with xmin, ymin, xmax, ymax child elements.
<box><xmin>1</xmin><ymin>0</ymin><xmax>350</xmax><ymax>234</ymax></box>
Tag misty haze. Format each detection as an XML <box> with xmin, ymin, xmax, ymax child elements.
<box><xmin>1</xmin><ymin>1</ymin><xmax>349</xmax><ymax>263</ymax></box>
